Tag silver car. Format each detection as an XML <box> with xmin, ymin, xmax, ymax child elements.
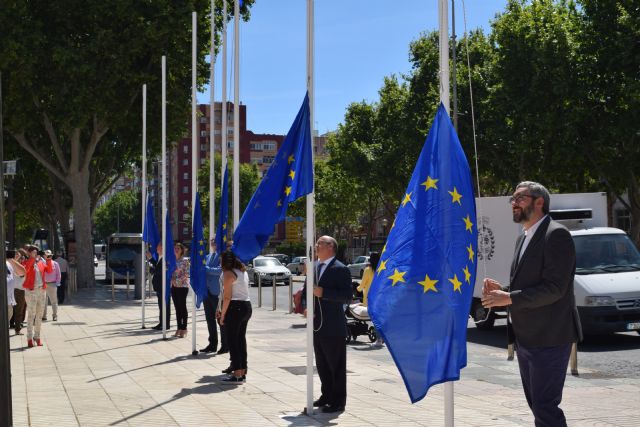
<box><xmin>248</xmin><ymin>256</ymin><xmax>292</xmax><ymax>286</ymax></box>
<box><xmin>286</xmin><ymin>256</ymin><xmax>308</xmax><ymax>274</ymax></box>
<box><xmin>347</xmin><ymin>255</ymin><xmax>370</xmax><ymax>278</ymax></box>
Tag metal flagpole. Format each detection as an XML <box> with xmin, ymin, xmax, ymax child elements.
<box><xmin>232</xmin><ymin>0</ymin><xmax>240</xmax><ymax>230</ymax></box>
<box><xmin>141</xmin><ymin>84</ymin><xmax>147</xmax><ymax>329</ymax></box>
<box><xmin>221</xmin><ymin>0</ymin><xmax>228</xmax><ymax>188</ymax></box>
<box><xmin>438</xmin><ymin>1</ymin><xmax>453</xmax><ymax>425</ymax></box>
<box><xmin>161</xmin><ymin>55</ymin><xmax>168</xmax><ymax>341</ymax></box>
<box><xmin>209</xmin><ymin>0</ymin><xmax>216</xmax><ymax>243</ymax></box>
<box><xmin>191</xmin><ymin>11</ymin><xmax>199</xmax><ymax>356</ymax></box>
<box><xmin>305</xmin><ymin>0</ymin><xmax>316</xmax><ymax>415</ymax></box>
<box><xmin>0</xmin><ymin>71</ymin><xmax>14</xmax><ymax>427</ymax></box>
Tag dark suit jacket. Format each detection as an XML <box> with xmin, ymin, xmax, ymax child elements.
<box><xmin>313</xmin><ymin>258</ymin><xmax>353</xmax><ymax>337</ymax></box>
<box><xmin>508</xmin><ymin>216</ymin><xmax>583</xmax><ymax>347</ymax></box>
<box><xmin>148</xmin><ymin>257</ymin><xmax>164</xmax><ymax>294</ymax></box>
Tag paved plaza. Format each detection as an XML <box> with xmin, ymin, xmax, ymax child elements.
<box><xmin>8</xmin><ymin>286</ymin><xmax>640</xmax><ymax>426</ymax></box>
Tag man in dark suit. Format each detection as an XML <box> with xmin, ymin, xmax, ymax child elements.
<box><xmin>311</xmin><ymin>235</ymin><xmax>353</xmax><ymax>413</ymax></box>
<box><xmin>146</xmin><ymin>243</ymin><xmax>170</xmax><ymax>330</ymax></box>
<box><xmin>482</xmin><ymin>181</ymin><xmax>582</xmax><ymax>427</ymax></box>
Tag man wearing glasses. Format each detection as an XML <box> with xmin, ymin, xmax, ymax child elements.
<box><xmin>482</xmin><ymin>181</ymin><xmax>582</xmax><ymax>427</ymax></box>
<box><xmin>310</xmin><ymin>236</ymin><xmax>352</xmax><ymax>414</ymax></box>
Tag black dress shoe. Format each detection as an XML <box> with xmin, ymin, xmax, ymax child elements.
<box><xmin>221</xmin><ymin>375</ymin><xmax>245</xmax><ymax>383</ymax></box>
<box><xmin>322</xmin><ymin>405</ymin><xmax>345</xmax><ymax>413</ymax></box>
<box><xmin>313</xmin><ymin>398</ymin><xmax>329</xmax><ymax>407</ymax></box>
<box><xmin>152</xmin><ymin>324</ymin><xmax>162</xmax><ymax>330</ymax></box>
<box><xmin>216</xmin><ymin>348</ymin><xmax>229</xmax><ymax>355</ymax></box>
<box><xmin>222</xmin><ymin>366</ymin><xmax>233</xmax><ymax>374</ymax></box>
<box><xmin>200</xmin><ymin>346</ymin><xmax>216</xmax><ymax>353</ymax></box>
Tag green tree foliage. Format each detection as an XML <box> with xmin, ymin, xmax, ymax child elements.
<box><xmin>93</xmin><ymin>190</ymin><xmax>142</xmax><ymax>241</ymax></box>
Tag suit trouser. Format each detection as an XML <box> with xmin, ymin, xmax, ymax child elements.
<box><xmin>516</xmin><ymin>341</ymin><xmax>572</xmax><ymax>427</ymax></box>
<box><xmin>25</xmin><ymin>287</ymin><xmax>46</xmax><ymax>340</ymax></box>
<box><xmin>203</xmin><ymin>292</ymin><xmax>227</xmax><ymax>350</ymax></box>
<box><xmin>314</xmin><ymin>335</ymin><xmax>347</xmax><ymax>407</ymax></box>
<box><xmin>44</xmin><ymin>284</ymin><xmax>58</xmax><ymax>318</ymax></box>
<box><xmin>156</xmin><ymin>289</ymin><xmax>171</xmax><ymax>327</ymax></box>
<box><xmin>225</xmin><ymin>301</ymin><xmax>252</xmax><ymax>371</ymax></box>
<box><xmin>58</xmin><ymin>272</ymin><xmax>67</xmax><ymax>304</ymax></box>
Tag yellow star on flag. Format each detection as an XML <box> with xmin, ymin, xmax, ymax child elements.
<box><xmin>448</xmin><ymin>187</ymin><xmax>462</xmax><ymax>205</ymax></box>
<box><xmin>381</xmin><ymin>243</ymin><xmax>387</xmax><ymax>255</ymax></box>
<box><xmin>223</xmin><ymin>236</ymin><xmax>227</xmax><ymax>242</ymax></box>
<box><xmin>289</xmin><ymin>169</ymin><xmax>295</xmax><ymax>180</ymax></box>
<box><xmin>463</xmin><ymin>215</ymin><xmax>474</xmax><ymax>233</ymax></box>
<box><xmin>420</xmin><ymin>176</ymin><xmax>439</xmax><ymax>191</ymax></box>
<box><xmin>388</xmin><ymin>269</ymin><xmax>406</xmax><ymax>286</ymax></box>
<box><xmin>285</xmin><ymin>186</ymin><xmax>292</xmax><ymax>196</ymax></box>
<box><xmin>418</xmin><ymin>274</ymin><xmax>438</xmax><ymax>293</ymax></box>
<box><xmin>288</xmin><ymin>154</ymin><xmax>295</xmax><ymax>164</ymax></box>
<box><xmin>199</xmin><ymin>250</ymin><xmax>204</xmax><ymax>256</ymax></box>
<box><xmin>402</xmin><ymin>192</ymin><xmax>412</xmax><ymax>207</ymax></box>
<box><xmin>467</xmin><ymin>244</ymin><xmax>475</xmax><ymax>262</ymax></box>
<box><xmin>202</xmin><ymin>260</ymin><xmax>206</xmax><ymax>265</ymax></box>
<box><xmin>199</xmin><ymin>240</ymin><xmax>204</xmax><ymax>245</ymax></box>
<box><xmin>376</xmin><ymin>259</ymin><xmax>387</xmax><ymax>274</ymax></box>
<box><xmin>222</xmin><ymin>222</ymin><xmax>227</xmax><ymax>230</ymax></box>
<box><xmin>463</xmin><ymin>266</ymin><xmax>471</xmax><ymax>284</ymax></box>
<box><xmin>277</xmin><ymin>199</ymin><xmax>282</xmax><ymax>207</ymax></box>
<box><xmin>449</xmin><ymin>274</ymin><xmax>463</xmax><ymax>293</ymax></box>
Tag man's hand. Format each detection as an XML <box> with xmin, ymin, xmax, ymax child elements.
<box><xmin>483</xmin><ymin>278</ymin><xmax>502</xmax><ymax>297</ymax></box>
<box><xmin>313</xmin><ymin>287</ymin><xmax>323</xmax><ymax>298</ymax></box>
<box><xmin>481</xmin><ymin>289</ymin><xmax>512</xmax><ymax>308</ymax></box>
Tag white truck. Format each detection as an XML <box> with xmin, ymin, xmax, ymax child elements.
<box><xmin>471</xmin><ymin>192</ymin><xmax>640</xmax><ymax>335</ymax></box>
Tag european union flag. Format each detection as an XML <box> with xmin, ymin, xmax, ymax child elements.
<box><xmin>165</xmin><ymin>212</ymin><xmax>177</xmax><ymax>305</ymax></box>
<box><xmin>215</xmin><ymin>166</ymin><xmax>230</xmax><ymax>253</ymax></box>
<box><xmin>368</xmin><ymin>103</ymin><xmax>477</xmax><ymax>403</ymax></box>
<box><xmin>190</xmin><ymin>192</ymin><xmax>207</xmax><ymax>308</ymax></box>
<box><xmin>142</xmin><ymin>195</ymin><xmax>160</xmax><ymax>260</ymax></box>
<box><xmin>232</xmin><ymin>93</ymin><xmax>313</xmax><ymax>263</ymax></box>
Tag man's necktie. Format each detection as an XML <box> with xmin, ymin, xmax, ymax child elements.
<box><xmin>316</xmin><ymin>263</ymin><xmax>325</xmax><ymax>280</ymax></box>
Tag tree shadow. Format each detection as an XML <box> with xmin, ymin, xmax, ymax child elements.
<box><xmin>578</xmin><ymin>332</ymin><xmax>640</xmax><ymax>352</ymax></box>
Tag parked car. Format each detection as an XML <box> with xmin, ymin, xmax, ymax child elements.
<box><xmin>287</xmin><ymin>256</ymin><xmax>308</xmax><ymax>274</ymax></box>
<box><xmin>266</xmin><ymin>253</ymin><xmax>291</xmax><ymax>265</ymax></box>
<box><xmin>248</xmin><ymin>256</ymin><xmax>292</xmax><ymax>286</ymax></box>
<box><xmin>347</xmin><ymin>255</ymin><xmax>370</xmax><ymax>278</ymax></box>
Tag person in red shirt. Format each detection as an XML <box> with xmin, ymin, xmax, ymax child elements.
<box><xmin>22</xmin><ymin>245</ymin><xmax>53</xmax><ymax>347</ymax></box>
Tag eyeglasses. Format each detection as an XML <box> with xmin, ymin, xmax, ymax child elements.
<box><xmin>508</xmin><ymin>194</ymin><xmax>535</xmax><ymax>205</ymax></box>
<box><xmin>315</xmin><ymin>241</ymin><xmax>331</xmax><ymax>247</ymax></box>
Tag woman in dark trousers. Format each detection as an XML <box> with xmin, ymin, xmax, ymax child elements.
<box><xmin>219</xmin><ymin>251</ymin><xmax>252</xmax><ymax>383</ymax></box>
<box><xmin>171</xmin><ymin>242</ymin><xmax>190</xmax><ymax>338</ymax></box>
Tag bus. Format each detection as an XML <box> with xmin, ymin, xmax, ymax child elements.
<box><xmin>106</xmin><ymin>233</ymin><xmax>142</xmax><ymax>282</ymax></box>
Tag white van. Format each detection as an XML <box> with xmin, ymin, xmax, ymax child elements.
<box><xmin>471</xmin><ymin>192</ymin><xmax>640</xmax><ymax>335</ymax></box>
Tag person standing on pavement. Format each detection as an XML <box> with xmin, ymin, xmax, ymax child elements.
<box><xmin>23</xmin><ymin>245</ymin><xmax>53</xmax><ymax>347</ymax></box>
<box><xmin>201</xmin><ymin>239</ymin><xmax>227</xmax><ymax>354</ymax></box>
<box><xmin>311</xmin><ymin>235</ymin><xmax>353</xmax><ymax>413</ymax></box>
<box><xmin>482</xmin><ymin>181</ymin><xmax>583</xmax><ymax>427</ymax></box>
<box><xmin>55</xmin><ymin>252</ymin><xmax>69</xmax><ymax>304</ymax></box>
<box><xmin>7</xmin><ymin>249</ymin><xmax>26</xmax><ymax>335</ymax></box>
<box><xmin>43</xmin><ymin>250</ymin><xmax>61</xmax><ymax>321</ymax></box>
<box><xmin>171</xmin><ymin>242</ymin><xmax>190</xmax><ymax>338</ymax></box>
<box><xmin>147</xmin><ymin>243</ymin><xmax>170</xmax><ymax>330</ymax></box>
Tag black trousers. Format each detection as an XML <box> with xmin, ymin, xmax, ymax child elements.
<box><xmin>156</xmin><ymin>288</ymin><xmax>171</xmax><ymax>327</ymax></box>
<box><xmin>314</xmin><ymin>335</ymin><xmax>347</xmax><ymax>407</ymax></box>
<box><xmin>171</xmin><ymin>287</ymin><xmax>189</xmax><ymax>330</ymax></box>
<box><xmin>516</xmin><ymin>341</ymin><xmax>572</xmax><ymax>427</ymax></box>
<box><xmin>225</xmin><ymin>301</ymin><xmax>252</xmax><ymax>371</ymax></box>
<box><xmin>58</xmin><ymin>272</ymin><xmax>67</xmax><ymax>304</ymax></box>
<box><xmin>203</xmin><ymin>292</ymin><xmax>227</xmax><ymax>350</ymax></box>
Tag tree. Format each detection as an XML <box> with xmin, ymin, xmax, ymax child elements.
<box><xmin>93</xmin><ymin>190</ymin><xmax>142</xmax><ymax>241</ymax></box>
<box><xmin>0</xmin><ymin>0</ymin><xmax>254</xmax><ymax>287</ymax></box>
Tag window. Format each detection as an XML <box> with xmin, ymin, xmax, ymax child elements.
<box><xmin>200</xmin><ymin>131</ymin><xmax>207</xmax><ymax>137</ymax></box>
<box><xmin>200</xmin><ymin>144</ymin><xmax>207</xmax><ymax>151</ymax></box>
<box><xmin>183</xmin><ymin>227</ymin><xmax>189</xmax><ymax>235</ymax></box>
<box><xmin>182</xmin><ymin>213</ymin><xmax>190</xmax><ymax>220</ymax></box>
<box><xmin>200</xmin><ymin>158</ymin><xmax>206</xmax><ymax>165</ymax></box>
<box><xmin>214</xmin><ymin>130</ymin><xmax>221</xmax><ymax>135</ymax></box>
<box><xmin>263</xmin><ymin>156</ymin><xmax>274</xmax><ymax>164</ymax></box>
<box><xmin>200</xmin><ymin>117</ymin><xmax>207</xmax><ymax>124</ymax></box>
<box><xmin>182</xmin><ymin>159</ymin><xmax>189</xmax><ymax>166</ymax></box>
<box><xmin>183</xmin><ymin>145</ymin><xmax>188</xmax><ymax>154</ymax></box>
<box><xmin>615</xmin><ymin>208</ymin><xmax>631</xmax><ymax>233</ymax></box>
<box><xmin>183</xmin><ymin>200</ymin><xmax>188</xmax><ymax>207</ymax></box>
<box><xmin>182</xmin><ymin>186</ymin><xmax>188</xmax><ymax>194</ymax></box>
<box><xmin>250</xmin><ymin>143</ymin><xmax>262</xmax><ymax>150</ymax></box>
<box><xmin>227</xmin><ymin>141</ymin><xmax>234</xmax><ymax>149</ymax></box>
<box><xmin>183</xmin><ymin>172</ymin><xmax>189</xmax><ymax>180</ymax></box>
<box><xmin>263</xmin><ymin>141</ymin><xmax>276</xmax><ymax>151</ymax></box>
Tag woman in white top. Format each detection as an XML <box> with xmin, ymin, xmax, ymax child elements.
<box><xmin>219</xmin><ymin>251</ymin><xmax>252</xmax><ymax>383</ymax></box>
<box><xmin>6</xmin><ymin>250</ymin><xmax>26</xmax><ymax>327</ymax></box>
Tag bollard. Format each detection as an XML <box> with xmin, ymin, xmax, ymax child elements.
<box><xmin>272</xmin><ymin>275</ymin><xmax>277</xmax><ymax>311</ymax></box>
<box><xmin>570</xmin><ymin>342</ymin><xmax>578</xmax><ymax>375</ymax></box>
<box><xmin>111</xmin><ymin>272</ymin><xmax>115</xmax><ymax>302</ymax></box>
<box><xmin>257</xmin><ymin>274</ymin><xmax>262</xmax><ymax>308</ymax></box>
<box><xmin>288</xmin><ymin>277</ymin><xmax>293</xmax><ymax>313</ymax></box>
<box><xmin>507</xmin><ymin>343</ymin><xmax>514</xmax><ymax>361</ymax></box>
<box><xmin>126</xmin><ymin>271</ymin><xmax>130</xmax><ymax>299</ymax></box>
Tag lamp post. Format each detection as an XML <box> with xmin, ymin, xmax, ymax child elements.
<box><xmin>381</xmin><ymin>218</ymin><xmax>389</xmax><ymax>238</ymax></box>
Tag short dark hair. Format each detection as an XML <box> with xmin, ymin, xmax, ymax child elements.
<box><xmin>221</xmin><ymin>250</ymin><xmax>245</xmax><ymax>272</ymax></box>
<box><xmin>515</xmin><ymin>181</ymin><xmax>551</xmax><ymax>214</ymax></box>
<box><xmin>369</xmin><ymin>252</ymin><xmax>380</xmax><ymax>270</ymax></box>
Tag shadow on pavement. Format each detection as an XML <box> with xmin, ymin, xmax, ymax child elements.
<box><xmin>578</xmin><ymin>332</ymin><xmax>640</xmax><ymax>352</ymax></box>
<box><xmin>465</xmin><ymin>324</ymin><xmax>508</xmax><ymax>349</ymax></box>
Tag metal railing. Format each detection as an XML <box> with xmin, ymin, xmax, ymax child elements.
<box><xmin>255</xmin><ymin>275</ymin><xmax>295</xmax><ymax>313</ymax></box>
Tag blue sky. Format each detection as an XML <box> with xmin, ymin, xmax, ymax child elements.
<box><xmin>197</xmin><ymin>0</ymin><xmax>508</xmax><ymax>135</ymax></box>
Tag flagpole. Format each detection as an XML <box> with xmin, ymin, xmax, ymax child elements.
<box><xmin>191</xmin><ymin>11</ymin><xmax>199</xmax><ymax>356</ymax></box>
<box><xmin>438</xmin><ymin>1</ymin><xmax>453</xmax><ymax>425</ymax></box>
<box><xmin>161</xmin><ymin>55</ymin><xmax>168</xmax><ymax>341</ymax></box>
<box><xmin>209</xmin><ymin>0</ymin><xmax>216</xmax><ymax>243</ymax></box>
<box><xmin>232</xmin><ymin>0</ymin><xmax>240</xmax><ymax>230</ymax></box>
<box><xmin>141</xmin><ymin>84</ymin><xmax>147</xmax><ymax>329</ymax></box>
<box><xmin>221</xmin><ymin>0</ymin><xmax>228</xmax><ymax>187</ymax></box>
<box><xmin>305</xmin><ymin>0</ymin><xmax>316</xmax><ymax>416</ymax></box>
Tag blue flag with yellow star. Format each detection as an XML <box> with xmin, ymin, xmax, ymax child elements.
<box><xmin>216</xmin><ymin>166</ymin><xmax>230</xmax><ymax>254</ymax></box>
<box><xmin>143</xmin><ymin>195</ymin><xmax>160</xmax><ymax>260</ymax></box>
<box><xmin>164</xmin><ymin>212</ymin><xmax>177</xmax><ymax>305</ymax></box>
<box><xmin>368</xmin><ymin>103</ymin><xmax>477</xmax><ymax>403</ymax></box>
<box><xmin>232</xmin><ymin>93</ymin><xmax>313</xmax><ymax>263</ymax></box>
<box><xmin>190</xmin><ymin>192</ymin><xmax>207</xmax><ymax>308</ymax></box>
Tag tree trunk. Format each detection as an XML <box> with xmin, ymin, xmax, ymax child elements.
<box><xmin>627</xmin><ymin>173</ymin><xmax>640</xmax><ymax>247</ymax></box>
<box><xmin>68</xmin><ymin>170</ymin><xmax>95</xmax><ymax>288</ymax></box>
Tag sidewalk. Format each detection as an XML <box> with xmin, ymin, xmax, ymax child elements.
<box><xmin>9</xmin><ymin>287</ymin><xmax>640</xmax><ymax>426</ymax></box>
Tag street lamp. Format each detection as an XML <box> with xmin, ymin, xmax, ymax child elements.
<box><xmin>381</xmin><ymin>218</ymin><xmax>389</xmax><ymax>237</ymax></box>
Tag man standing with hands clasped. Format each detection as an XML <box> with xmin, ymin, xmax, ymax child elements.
<box><xmin>482</xmin><ymin>181</ymin><xmax>582</xmax><ymax>427</ymax></box>
<box><xmin>311</xmin><ymin>236</ymin><xmax>352</xmax><ymax>414</ymax></box>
